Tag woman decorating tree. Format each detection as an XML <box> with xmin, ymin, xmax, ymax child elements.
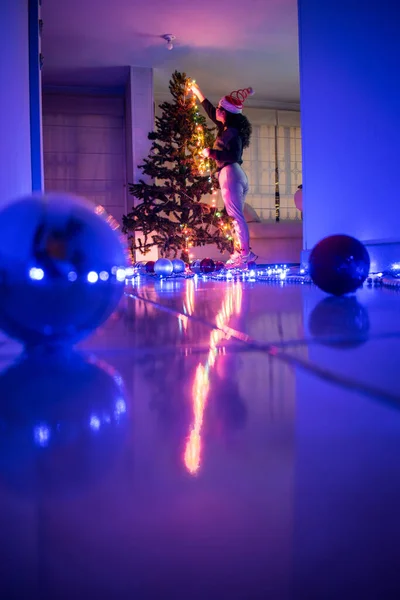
<box><xmin>191</xmin><ymin>82</ymin><xmax>257</xmax><ymax>268</ymax></box>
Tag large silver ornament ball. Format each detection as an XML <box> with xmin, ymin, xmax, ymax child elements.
<box><xmin>154</xmin><ymin>258</ymin><xmax>173</xmax><ymax>276</ymax></box>
<box><xmin>0</xmin><ymin>193</ymin><xmax>128</xmax><ymax>347</ymax></box>
<box><xmin>172</xmin><ymin>259</ymin><xmax>186</xmax><ymax>273</ymax></box>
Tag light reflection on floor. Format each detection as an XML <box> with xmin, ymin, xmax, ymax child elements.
<box><xmin>0</xmin><ymin>278</ymin><xmax>399</xmax><ymax>599</ymax></box>
<box><xmin>185</xmin><ymin>281</ymin><xmax>243</xmax><ymax>475</ymax></box>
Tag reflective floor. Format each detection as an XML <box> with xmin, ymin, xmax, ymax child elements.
<box><xmin>1</xmin><ymin>277</ymin><xmax>400</xmax><ymax>599</ymax></box>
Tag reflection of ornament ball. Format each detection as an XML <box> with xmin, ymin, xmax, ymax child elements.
<box><xmin>145</xmin><ymin>261</ymin><xmax>155</xmax><ymax>273</ymax></box>
<box><xmin>309</xmin><ymin>296</ymin><xmax>370</xmax><ymax>348</ymax></box>
<box><xmin>172</xmin><ymin>259</ymin><xmax>185</xmax><ymax>274</ymax></box>
<box><xmin>0</xmin><ymin>193</ymin><xmax>128</xmax><ymax>347</ymax></box>
<box><xmin>134</xmin><ymin>261</ymin><xmax>148</xmax><ymax>274</ymax></box>
<box><xmin>247</xmin><ymin>261</ymin><xmax>257</xmax><ymax>270</ymax></box>
<box><xmin>154</xmin><ymin>258</ymin><xmax>173</xmax><ymax>276</ymax></box>
<box><xmin>190</xmin><ymin>260</ymin><xmax>202</xmax><ymax>274</ymax></box>
<box><xmin>0</xmin><ymin>350</ymin><xmax>127</xmax><ymax>496</ymax></box>
<box><xmin>214</xmin><ymin>261</ymin><xmax>224</xmax><ymax>272</ymax></box>
<box><xmin>200</xmin><ymin>258</ymin><xmax>215</xmax><ymax>273</ymax></box>
<box><xmin>309</xmin><ymin>235</ymin><xmax>370</xmax><ymax>296</ymax></box>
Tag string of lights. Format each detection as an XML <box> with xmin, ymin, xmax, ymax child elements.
<box><xmin>126</xmin><ymin>261</ymin><xmax>400</xmax><ymax>290</ymax></box>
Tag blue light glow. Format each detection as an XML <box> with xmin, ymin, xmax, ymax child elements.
<box><xmin>29</xmin><ymin>267</ymin><xmax>44</xmax><ymax>281</ymax></box>
<box><xmin>89</xmin><ymin>415</ymin><xmax>101</xmax><ymax>430</ymax></box>
<box><xmin>115</xmin><ymin>398</ymin><xmax>126</xmax><ymax>414</ymax></box>
<box><xmin>87</xmin><ymin>271</ymin><xmax>99</xmax><ymax>283</ymax></box>
<box><xmin>113</xmin><ymin>374</ymin><xmax>123</xmax><ymax>387</ymax></box>
<box><xmin>34</xmin><ymin>424</ymin><xmax>50</xmax><ymax>447</ymax></box>
<box><xmin>116</xmin><ymin>268</ymin><xmax>126</xmax><ymax>282</ymax></box>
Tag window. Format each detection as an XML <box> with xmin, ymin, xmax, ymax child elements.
<box><xmin>242</xmin><ymin>109</ymin><xmax>302</xmax><ymax>221</ymax></box>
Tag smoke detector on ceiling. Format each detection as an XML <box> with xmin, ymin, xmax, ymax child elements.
<box><xmin>162</xmin><ymin>34</ymin><xmax>176</xmax><ymax>51</ymax></box>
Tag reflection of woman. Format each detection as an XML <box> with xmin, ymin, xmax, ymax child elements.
<box><xmin>32</xmin><ymin>218</ymin><xmax>83</xmax><ymax>277</ymax></box>
<box><xmin>191</xmin><ymin>83</ymin><xmax>257</xmax><ymax>269</ymax></box>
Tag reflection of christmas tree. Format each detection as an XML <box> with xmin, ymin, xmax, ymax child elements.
<box><xmin>185</xmin><ymin>281</ymin><xmax>244</xmax><ymax>475</ymax></box>
<box><xmin>122</xmin><ymin>71</ymin><xmax>234</xmax><ymax>263</ymax></box>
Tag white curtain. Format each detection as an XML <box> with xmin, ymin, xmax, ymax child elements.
<box><xmin>244</xmin><ymin>108</ymin><xmax>302</xmax><ymax>221</ymax></box>
<box><xmin>276</xmin><ymin>111</ymin><xmax>302</xmax><ymax>220</ymax></box>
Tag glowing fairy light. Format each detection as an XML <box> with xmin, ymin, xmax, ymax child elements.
<box><xmin>87</xmin><ymin>271</ymin><xmax>99</xmax><ymax>283</ymax></box>
<box><xmin>116</xmin><ymin>268</ymin><xmax>126</xmax><ymax>282</ymax></box>
<box><xmin>29</xmin><ymin>267</ymin><xmax>44</xmax><ymax>281</ymax></box>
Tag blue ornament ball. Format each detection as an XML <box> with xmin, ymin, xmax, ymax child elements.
<box><xmin>0</xmin><ymin>193</ymin><xmax>128</xmax><ymax>347</ymax></box>
<box><xmin>172</xmin><ymin>259</ymin><xmax>186</xmax><ymax>274</ymax></box>
<box><xmin>190</xmin><ymin>259</ymin><xmax>202</xmax><ymax>274</ymax></box>
<box><xmin>154</xmin><ymin>258</ymin><xmax>173</xmax><ymax>276</ymax></box>
<box><xmin>309</xmin><ymin>234</ymin><xmax>370</xmax><ymax>296</ymax></box>
<box><xmin>134</xmin><ymin>261</ymin><xmax>148</xmax><ymax>274</ymax></box>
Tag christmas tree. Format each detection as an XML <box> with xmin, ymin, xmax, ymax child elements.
<box><xmin>122</xmin><ymin>71</ymin><xmax>234</xmax><ymax>263</ymax></box>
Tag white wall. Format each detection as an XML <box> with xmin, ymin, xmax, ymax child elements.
<box><xmin>0</xmin><ymin>0</ymin><xmax>32</xmax><ymax>205</ymax></box>
<box><xmin>298</xmin><ymin>0</ymin><xmax>400</xmax><ymax>268</ymax></box>
<box><xmin>42</xmin><ymin>93</ymin><xmax>127</xmax><ymax>224</ymax></box>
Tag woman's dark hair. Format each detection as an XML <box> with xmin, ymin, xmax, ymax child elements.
<box><xmin>224</xmin><ymin>111</ymin><xmax>252</xmax><ymax>148</ymax></box>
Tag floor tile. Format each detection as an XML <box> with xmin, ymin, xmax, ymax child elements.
<box><xmin>1</xmin><ymin>278</ymin><xmax>400</xmax><ymax>598</ymax></box>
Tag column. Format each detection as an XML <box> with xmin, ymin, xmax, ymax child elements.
<box><xmin>298</xmin><ymin>0</ymin><xmax>400</xmax><ymax>271</ymax></box>
<box><xmin>125</xmin><ymin>67</ymin><xmax>157</xmax><ymax>261</ymax></box>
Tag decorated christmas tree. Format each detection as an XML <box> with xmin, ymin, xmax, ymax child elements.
<box><xmin>122</xmin><ymin>71</ymin><xmax>234</xmax><ymax>263</ymax></box>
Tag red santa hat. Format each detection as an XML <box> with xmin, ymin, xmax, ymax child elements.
<box><xmin>219</xmin><ymin>87</ymin><xmax>255</xmax><ymax>114</ymax></box>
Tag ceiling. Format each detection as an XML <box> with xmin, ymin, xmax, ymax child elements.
<box><xmin>41</xmin><ymin>0</ymin><xmax>300</xmax><ymax>108</ymax></box>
